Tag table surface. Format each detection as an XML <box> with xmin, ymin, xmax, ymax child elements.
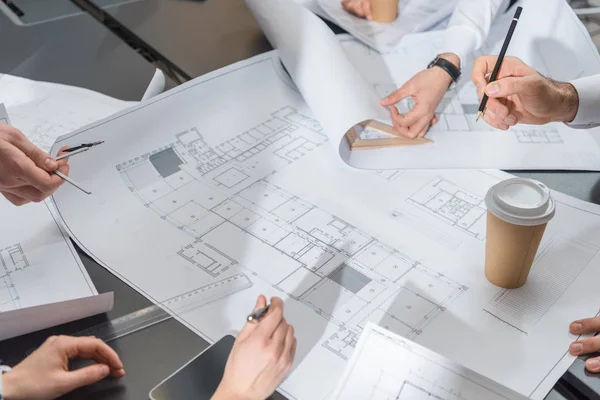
<box><xmin>0</xmin><ymin>8</ymin><xmax>154</xmax><ymax>101</ymax></box>
<box><xmin>1</xmin><ymin>1</ymin><xmax>600</xmax><ymax>399</ymax></box>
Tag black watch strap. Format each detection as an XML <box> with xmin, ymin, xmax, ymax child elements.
<box><xmin>428</xmin><ymin>55</ymin><xmax>461</xmax><ymax>84</ymax></box>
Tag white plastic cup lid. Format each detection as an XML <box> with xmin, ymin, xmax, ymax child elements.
<box><xmin>485</xmin><ymin>178</ymin><xmax>555</xmax><ymax>226</ymax></box>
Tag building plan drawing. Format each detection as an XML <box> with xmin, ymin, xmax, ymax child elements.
<box><xmin>333</xmin><ymin>323</ymin><xmax>527</xmax><ymax>399</ymax></box>
<box><xmin>246</xmin><ymin>0</ymin><xmax>600</xmax><ymax>170</ymax></box>
<box><xmin>0</xmin><ymin>102</ymin><xmax>115</xmax><ymax>341</ymax></box>
<box><xmin>0</xmin><ymin>73</ymin><xmax>134</xmax><ymax>152</ymax></box>
<box><xmin>51</xmin><ymin>39</ymin><xmax>600</xmax><ymax>399</ymax></box>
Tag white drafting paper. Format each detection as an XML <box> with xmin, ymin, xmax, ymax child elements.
<box><xmin>0</xmin><ymin>293</ymin><xmax>114</xmax><ymax>342</ymax></box>
<box><xmin>0</xmin><ymin>73</ymin><xmax>135</xmax><ymax>152</ymax></box>
<box><xmin>247</xmin><ymin>0</ymin><xmax>600</xmax><ymax>170</ymax></box>
<box><xmin>50</xmin><ymin>49</ymin><xmax>600</xmax><ymax>399</ymax></box>
<box><xmin>318</xmin><ymin>0</ymin><xmax>455</xmax><ymax>53</ymax></box>
<box><xmin>333</xmin><ymin>323</ymin><xmax>527</xmax><ymax>399</ymax></box>
<box><xmin>0</xmin><ymin>195</ymin><xmax>113</xmax><ymax>341</ymax></box>
<box><xmin>0</xmin><ymin>102</ymin><xmax>113</xmax><ymax>341</ymax></box>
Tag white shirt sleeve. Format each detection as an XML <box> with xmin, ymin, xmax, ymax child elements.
<box><xmin>568</xmin><ymin>75</ymin><xmax>600</xmax><ymax>128</ymax></box>
<box><xmin>442</xmin><ymin>0</ymin><xmax>509</xmax><ymax>65</ymax></box>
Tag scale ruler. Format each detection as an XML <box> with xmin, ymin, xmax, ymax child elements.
<box><xmin>25</xmin><ymin>273</ymin><xmax>253</xmax><ymax>356</ymax></box>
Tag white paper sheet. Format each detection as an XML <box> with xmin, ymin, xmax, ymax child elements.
<box><xmin>49</xmin><ymin>48</ymin><xmax>600</xmax><ymax>399</ymax></box>
<box><xmin>247</xmin><ymin>0</ymin><xmax>600</xmax><ymax>170</ymax></box>
<box><xmin>318</xmin><ymin>0</ymin><xmax>455</xmax><ymax>53</ymax></box>
<box><xmin>333</xmin><ymin>322</ymin><xmax>527</xmax><ymax>399</ymax></box>
<box><xmin>0</xmin><ymin>94</ymin><xmax>120</xmax><ymax>341</ymax></box>
<box><xmin>0</xmin><ymin>293</ymin><xmax>114</xmax><ymax>342</ymax></box>
<box><xmin>0</xmin><ymin>73</ymin><xmax>135</xmax><ymax>152</ymax></box>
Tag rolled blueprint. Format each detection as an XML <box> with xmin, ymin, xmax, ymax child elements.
<box><xmin>245</xmin><ymin>0</ymin><xmax>392</xmax><ymax>161</ymax></box>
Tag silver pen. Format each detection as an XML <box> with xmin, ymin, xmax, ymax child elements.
<box><xmin>247</xmin><ymin>305</ymin><xmax>270</xmax><ymax>323</ymax></box>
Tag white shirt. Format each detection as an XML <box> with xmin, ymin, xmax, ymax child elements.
<box><xmin>569</xmin><ymin>76</ymin><xmax>600</xmax><ymax>128</ymax></box>
<box><xmin>442</xmin><ymin>0</ymin><xmax>510</xmax><ymax>65</ymax></box>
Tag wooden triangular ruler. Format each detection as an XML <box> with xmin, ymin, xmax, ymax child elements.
<box><xmin>345</xmin><ymin>120</ymin><xmax>433</xmax><ymax>150</ymax></box>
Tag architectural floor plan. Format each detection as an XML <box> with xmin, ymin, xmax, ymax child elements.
<box><xmin>333</xmin><ymin>323</ymin><xmax>527</xmax><ymax>399</ymax></box>
<box><xmin>117</xmin><ymin>105</ymin><xmax>466</xmax><ymax>365</ymax></box>
<box><xmin>0</xmin><ymin>244</ymin><xmax>29</xmax><ymax>312</ymax></box>
<box><xmin>51</xmin><ymin>42</ymin><xmax>600</xmax><ymax>400</ymax></box>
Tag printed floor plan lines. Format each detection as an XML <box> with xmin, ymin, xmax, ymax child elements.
<box><xmin>0</xmin><ymin>244</ymin><xmax>29</xmax><ymax>312</ymax></box>
<box><xmin>0</xmin><ymin>273</ymin><xmax>20</xmax><ymax>312</ymax></box>
<box><xmin>116</xmin><ymin>107</ymin><xmax>468</xmax><ymax>366</ymax></box>
<box><xmin>485</xmin><ymin>236</ymin><xmax>599</xmax><ymax>331</ymax></box>
<box><xmin>334</xmin><ymin>324</ymin><xmax>526</xmax><ymax>400</ymax></box>
<box><xmin>0</xmin><ymin>244</ymin><xmax>30</xmax><ymax>274</ymax></box>
<box><xmin>406</xmin><ymin>177</ymin><xmax>487</xmax><ymax>240</ymax></box>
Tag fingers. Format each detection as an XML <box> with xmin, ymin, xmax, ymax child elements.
<box><xmin>472</xmin><ymin>56</ymin><xmax>534</xmax><ymax>92</ymax></box>
<box><xmin>585</xmin><ymin>356</ymin><xmax>600</xmax><ymax>373</ymax></box>
<box><xmin>3</xmin><ymin>186</ymin><xmax>51</xmax><ymax>203</ymax></box>
<box><xmin>16</xmin><ymin>158</ymin><xmax>64</xmax><ymax>195</ymax></box>
<box><xmin>362</xmin><ymin>0</ymin><xmax>372</xmax><ymax>20</ymax></box>
<box><xmin>256</xmin><ymin>297</ymin><xmax>285</xmax><ymax>338</ymax></box>
<box><xmin>484</xmin><ymin>76</ymin><xmax>532</xmax><ymax>99</ymax></box>
<box><xmin>1</xmin><ymin>191</ymin><xmax>30</xmax><ymax>206</ymax></box>
<box><xmin>380</xmin><ymin>85</ymin><xmax>411</xmax><ymax>106</ymax></box>
<box><xmin>270</xmin><ymin>318</ymin><xmax>289</xmax><ymax>359</ymax></box>
<box><xmin>238</xmin><ymin>295</ymin><xmax>268</xmax><ymax>341</ymax></box>
<box><xmin>341</xmin><ymin>0</ymin><xmax>366</xmax><ymax>18</ymax></box>
<box><xmin>59</xmin><ymin>364</ymin><xmax>111</xmax><ymax>392</ymax></box>
<box><xmin>10</xmin><ymin>134</ymin><xmax>58</xmax><ymax>172</ymax></box>
<box><xmin>570</xmin><ymin>336</ymin><xmax>600</xmax><ymax>359</ymax></box>
<box><xmin>280</xmin><ymin>325</ymin><xmax>296</xmax><ymax>372</ymax></box>
<box><xmin>58</xmin><ymin>336</ymin><xmax>124</xmax><ymax>374</ymax></box>
<box><xmin>571</xmin><ymin>317</ymin><xmax>600</xmax><ymax>335</ymax></box>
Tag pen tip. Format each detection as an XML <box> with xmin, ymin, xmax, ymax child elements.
<box><xmin>476</xmin><ymin>111</ymin><xmax>483</xmax><ymax>122</ymax></box>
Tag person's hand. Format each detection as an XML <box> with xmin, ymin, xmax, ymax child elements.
<box><xmin>569</xmin><ymin>316</ymin><xmax>600</xmax><ymax>373</ymax></box>
<box><xmin>380</xmin><ymin>54</ymin><xmax>459</xmax><ymax>138</ymax></box>
<box><xmin>2</xmin><ymin>335</ymin><xmax>125</xmax><ymax>400</ymax></box>
<box><xmin>471</xmin><ymin>56</ymin><xmax>579</xmax><ymax>130</ymax></box>
<box><xmin>212</xmin><ymin>296</ymin><xmax>296</xmax><ymax>400</ymax></box>
<box><xmin>341</xmin><ymin>0</ymin><xmax>372</xmax><ymax>20</ymax></box>
<box><xmin>0</xmin><ymin>123</ymin><xmax>70</xmax><ymax>206</ymax></box>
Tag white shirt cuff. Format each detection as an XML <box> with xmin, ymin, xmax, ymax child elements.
<box><xmin>442</xmin><ymin>26</ymin><xmax>479</xmax><ymax>66</ymax></box>
<box><xmin>568</xmin><ymin>76</ymin><xmax>600</xmax><ymax>128</ymax></box>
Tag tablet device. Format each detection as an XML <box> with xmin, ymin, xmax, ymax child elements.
<box><xmin>149</xmin><ymin>334</ymin><xmax>283</xmax><ymax>400</ymax></box>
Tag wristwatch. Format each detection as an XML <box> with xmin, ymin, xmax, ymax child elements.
<box><xmin>428</xmin><ymin>55</ymin><xmax>461</xmax><ymax>88</ymax></box>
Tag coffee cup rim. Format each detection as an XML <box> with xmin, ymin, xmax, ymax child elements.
<box><xmin>485</xmin><ymin>178</ymin><xmax>555</xmax><ymax>226</ymax></box>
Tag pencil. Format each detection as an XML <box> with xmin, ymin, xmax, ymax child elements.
<box><xmin>476</xmin><ymin>6</ymin><xmax>523</xmax><ymax>122</ymax></box>
<box><xmin>247</xmin><ymin>305</ymin><xmax>270</xmax><ymax>323</ymax></box>
<box><xmin>55</xmin><ymin>147</ymin><xmax>90</xmax><ymax>161</ymax></box>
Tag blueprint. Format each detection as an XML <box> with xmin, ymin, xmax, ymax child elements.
<box><xmin>333</xmin><ymin>323</ymin><xmax>527</xmax><ymax>399</ymax></box>
<box><xmin>247</xmin><ymin>0</ymin><xmax>600</xmax><ymax>170</ymax></box>
<box><xmin>0</xmin><ymin>195</ymin><xmax>111</xmax><ymax>340</ymax></box>
<box><xmin>51</xmin><ymin>47</ymin><xmax>600</xmax><ymax>399</ymax></box>
<box><xmin>318</xmin><ymin>0</ymin><xmax>455</xmax><ymax>53</ymax></box>
<box><xmin>0</xmin><ymin>73</ymin><xmax>134</xmax><ymax>152</ymax></box>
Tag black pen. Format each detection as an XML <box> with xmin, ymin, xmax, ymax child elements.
<box><xmin>247</xmin><ymin>305</ymin><xmax>270</xmax><ymax>323</ymax></box>
<box><xmin>477</xmin><ymin>6</ymin><xmax>523</xmax><ymax>121</ymax></box>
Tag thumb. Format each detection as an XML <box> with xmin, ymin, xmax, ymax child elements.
<box><xmin>484</xmin><ymin>76</ymin><xmax>528</xmax><ymax>98</ymax></box>
<box><xmin>60</xmin><ymin>364</ymin><xmax>110</xmax><ymax>393</ymax></box>
<box><xmin>12</xmin><ymin>137</ymin><xmax>58</xmax><ymax>171</ymax></box>
<box><xmin>237</xmin><ymin>295</ymin><xmax>267</xmax><ymax>341</ymax></box>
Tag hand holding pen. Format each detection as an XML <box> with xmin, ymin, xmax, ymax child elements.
<box><xmin>213</xmin><ymin>296</ymin><xmax>297</xmax><ymax>400</ymax></box>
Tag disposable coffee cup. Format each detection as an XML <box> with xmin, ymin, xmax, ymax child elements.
<box><xmin>372</xmin><ymin>0</ymin><xmax>398</xmax><ymax>23</ymax></box>
<box><xmin>484</xmin><ymin>178</ymin><xmax>555</xmax><ymax>289</ymax></box>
